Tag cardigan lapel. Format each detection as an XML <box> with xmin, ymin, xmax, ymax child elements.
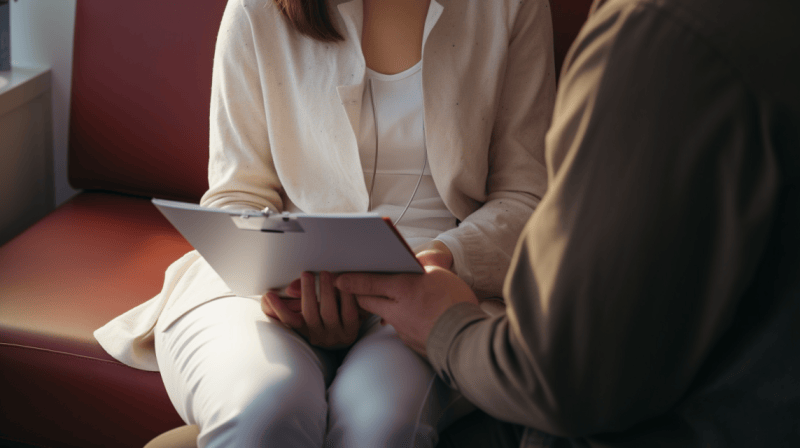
<box><xmin>420</xmin><ymin>1</ymin><xmax>447</xmax><ymax>199</ymax></box>
<box><xmin>335</xmin><ymin>0</ymin><xmax>367</xmax><ymax>140</ymax></box>
<box><xmin>422</xmin><ymin>1</ymin><xmax>444</xmax><ymax>51</ymax></box>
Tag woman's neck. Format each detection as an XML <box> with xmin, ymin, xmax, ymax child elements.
<box><xmin>361</xmin><ymin>0</ymin><xmax>432</xmax><ymax>75</ymax></box>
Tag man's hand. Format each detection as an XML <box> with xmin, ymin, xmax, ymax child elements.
<box><xmin>336</xmin><ymin>266</ymin><xmax>478</xmax><ymax>357</ymax></box>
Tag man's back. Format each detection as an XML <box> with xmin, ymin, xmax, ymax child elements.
<box><xmin>624</xmin><ymin>0</ymin><xmax>800</xmax><ymax>444</ymax></box>
<box><xmin>554</xmin><ymin>0</ymin><xmax>800</xmax><ymax>444</ymax></box>
<box><xmin>424</xmin><ymin>0</ymin><xmax>800</xmax><ymax>446</ymax></box>
<box><xmin>670</xmin><ymin>0</ymin><xmax>800</xmax><ymax>443</ymax></box>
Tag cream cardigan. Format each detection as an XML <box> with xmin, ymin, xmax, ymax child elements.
<box><xmin>95</xmin><ymin>0</ymin><xmax>555</xmax><ymax>371</ymax></box>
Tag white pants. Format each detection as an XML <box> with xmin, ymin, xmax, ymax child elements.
<box><xmin>154</xmin><ymin>296</ymin><xmax>473</xmax><ymax>447</ymax></box>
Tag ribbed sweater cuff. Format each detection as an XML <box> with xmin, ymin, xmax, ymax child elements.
<box><xmin>426</xmin><ymin>301</ymin><xmax>488</xmax><ymax>388</ymax></box>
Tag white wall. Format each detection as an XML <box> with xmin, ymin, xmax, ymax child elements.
<box><xmin>10</xmin><ymin>0</ymin><xmax>77</xmax><ymax>206</ymax></box>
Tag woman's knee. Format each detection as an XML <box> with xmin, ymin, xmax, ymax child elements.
<box><xmin>326</xmin><ymin>398</ymin><xmax>436</xmax><ymax>448</ymax></box>
<box><xmin>205</xmin><ymin>370</ymin><xmax>328</xmax><ymax>447</ymax></box>
<box><xmin>324</xmin><ymin>325</ymin><xmax>446</xmax><ymax>447</ymax></box>
<box><xmin>157</xmin><ymin>298</ymin><xmax>331</xmax><ymax>447</ymax></box>
<box><xmin>246</xmin><ymin>371</ymin><xmax>328</xmax><ymax>444</ymax></box>
<box><xmin>326</xmin><ymin>374</ymin><xmax>439</xmax><ymax>448</ymax></box>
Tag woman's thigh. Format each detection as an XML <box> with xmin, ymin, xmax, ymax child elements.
<box><xmin>155</xmin><ymin>296</ymin><xmax>338</xmax><ymax>448</ymax></box>
<box><xmin>325</xmin><ymin>316</ymin><xmax>475</xmax><ymax>448</ymax></box>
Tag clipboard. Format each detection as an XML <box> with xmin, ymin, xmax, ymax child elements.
<box><xmin>152</xmin><ymin>198</ymin><xmax>424</xmax><ymax>296</ymax></box>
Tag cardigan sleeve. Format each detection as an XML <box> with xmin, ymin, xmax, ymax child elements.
<box><xmin>200</xmin><ymin>0</ymin><xmax>283</xmax><ymax>213</ymax></box>
<box><xmin>427</xmin><ymin>2</ymin><xmax>779</xmax><ymax>437</ymax></box>
<box><xmin>436</xmin><ymin>0</ymin><xmax>556</xmax><ymax>297</ymax></box>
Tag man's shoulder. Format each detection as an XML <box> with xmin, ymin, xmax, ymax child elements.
<box><xmin>592</xmin><ymin>0</ymin><xmax>800</xmax><ymax>101</ymax></box>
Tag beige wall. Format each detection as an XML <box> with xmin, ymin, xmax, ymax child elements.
<box><xmin>10</xmin><ymin>0</ymin><xmax>77</xmax><ymax>207</ymax></box>
<box><xmin>0</xmin><ymin>67</ymin><xmax>52</xmax><ymax>246</ymax></box>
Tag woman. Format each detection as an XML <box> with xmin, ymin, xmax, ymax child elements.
<box><xmin>95</xmin><ymin>0</ymin><xmax>555</xmax><ymax>446</ymax></box>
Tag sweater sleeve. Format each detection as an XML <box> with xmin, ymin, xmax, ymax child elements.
<box><xmin>437</xmin><ymin>0</ymin><xmax>556</xmax><ymax>297</ymax></box>
<box><xmin>427</xmin><ymin>2</ymin><xmax>779</xmax><ymax>437</ymax></box>
<box><xmin>200</xmin><ymin>0</ymin><xmax>283</xmax><ymax>212</ymax></box>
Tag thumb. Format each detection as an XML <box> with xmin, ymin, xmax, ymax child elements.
<box><xmin>336</xmin><ymin>273</ymin><xmax>398</xmax><ymax>297</ymax></box>
<box><xmin>355</xmin><ymin>294</ymin><xmax>394</xmax><ymax>317</ymax></box>
<box><xmin>416</xmin><ymin>250</ymin><xmax>451</xmax><ymax>269</ymax></box>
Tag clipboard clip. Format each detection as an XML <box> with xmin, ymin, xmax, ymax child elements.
<box><xmin>230</xmin><ymin>208</ymin><xmax>304</xmax><ymax>233</ymax></box>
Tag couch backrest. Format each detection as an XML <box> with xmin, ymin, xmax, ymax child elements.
<box><xmin>67</xmin><ymin>0</ymin><xmax>592</xmax><ymax>203</ymax></box>
<box><xmin>552</xmin><ymin>0</ymin><xmax>593</xmax><ymax>76</ymax></box>
<box><xmin>68</xmin><ymin>0</ymin><xmax>227</xmax><ymax>201</ymax></box>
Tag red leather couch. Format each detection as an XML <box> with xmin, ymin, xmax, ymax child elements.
<box><xmin>0</xmin><ymin>1</ymin><xmax>592</xmax><ymax>447</ymax></box>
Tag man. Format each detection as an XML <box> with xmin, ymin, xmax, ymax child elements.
<box><xmin>337</xmin><ymin>0</ymin><xmax>800</xmax><ymax>446</ymax></box>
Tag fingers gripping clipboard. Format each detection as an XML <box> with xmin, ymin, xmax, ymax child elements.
<box><xmin>152</xmin><ymin>199</ymin><xmax>424</xmax><ymax>296</ymax></box>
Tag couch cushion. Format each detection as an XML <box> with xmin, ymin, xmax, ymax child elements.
<box><xmin>0</xmin><ymin>192</ymin><xmax>190</xmax><ymax>448</ymax></box>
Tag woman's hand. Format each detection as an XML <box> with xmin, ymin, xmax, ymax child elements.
<box><xmin>260</xmin><ymin>280</ymin><xmax>302</xmax><ymax>319</ymax></box>
<box><xmin>262</xmin><ymin>271</ymin><xmax>362</xmax><ymax>348</ymax></box>
<box><xmin>414</xmin><ymin>240</ymin><xmax>454</xmax><ymax>270</ymax></box>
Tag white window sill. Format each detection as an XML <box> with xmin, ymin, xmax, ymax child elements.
<box><xmin>0</xmin><ymin>65</ymin><xmax>50</xmax><ymax>116</ymax></box>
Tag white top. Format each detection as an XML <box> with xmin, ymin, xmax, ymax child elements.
<box><xmin>357</xmin><ymin>61</ymin><xmax>460</xmax><ymax>252</ymax></box>
<box><xmin>93</xmin><ymin>0</ymin><xmax>556</xmax><ymax>372</ymax></box>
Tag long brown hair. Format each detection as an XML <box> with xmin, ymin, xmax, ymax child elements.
<box><xmin>273</xmin><ymin>0</ymin><xmax>344</xmax><ymax>42</ymax></box>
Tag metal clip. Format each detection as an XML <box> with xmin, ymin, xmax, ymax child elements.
<box><xmin>230</xmin><ymin>208</ymin><xmax>304</xmax><ymax>233</ymax></box>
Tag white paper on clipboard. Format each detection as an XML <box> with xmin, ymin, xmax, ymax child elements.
<box><xmin>152</xmin><ymin>198</ymin><xmax>424</xmax><ymax>296</ymax></box>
